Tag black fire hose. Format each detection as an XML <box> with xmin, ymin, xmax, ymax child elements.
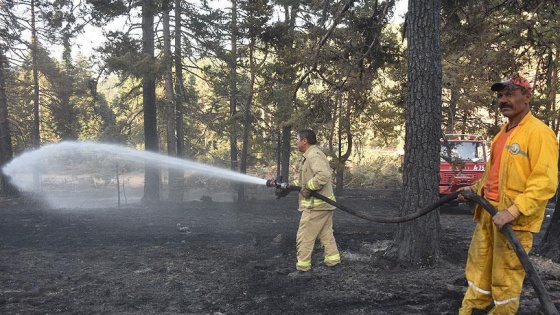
<box><xmin>278</xmin><ymin>184</ymin><xmax>459</xmax><ymax>223</ymax></box>
<box><xmin>271</xmin><ymin>182</ymin><xmax>558</xmax><ymax>314</ymax></box>
<box><xmin>461</xmin><ymin>191</ymin><xmax>558</xmax><ymax>315</ymax></box>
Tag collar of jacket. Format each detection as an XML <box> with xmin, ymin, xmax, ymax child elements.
<box><xmin>303</xmin><ymin>145</ymin><xmax>319</xmax><ymax>159</ymax></box>
<box><xmin>498</xmin><ymin>111</ymin><xmax>533</xmax><ymax>134</ymax></box>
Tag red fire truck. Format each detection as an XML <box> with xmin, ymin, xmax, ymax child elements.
<box><xmin>439</xmin><ymin>134</ymin><xmax>488</xmax><ymax>195</ymax></box>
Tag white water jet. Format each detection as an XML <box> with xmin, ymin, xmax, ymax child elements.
<box><xmin>2</xmin><ymin>141</ymin><xmax>269</xmax><ymax>208</ymax></box>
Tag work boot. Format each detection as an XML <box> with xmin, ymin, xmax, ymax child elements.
<box><xmin>287</xmin><ymin>270</ymin><xmax>312</xmax><ymax>279</ymax></box>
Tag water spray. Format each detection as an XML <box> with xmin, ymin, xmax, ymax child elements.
<box><xmin>2</xmin><ymin>141</ymin><xmax>269</xmax><ymax>207</ymax></box>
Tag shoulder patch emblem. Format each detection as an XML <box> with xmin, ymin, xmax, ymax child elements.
<box><xmin>509</xmin><ymin>143</ymin><xmax>520</xmax><ymax>155</ymax></box>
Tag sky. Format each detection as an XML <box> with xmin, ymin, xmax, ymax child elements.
<box><xmin>67</xmin><ymin>0</ymin><xmax>408</xmax><ymax>61</ymax></box>
<box><xmin>394</xmin><ymin>0</ymin><xmax>408</xmax><ymax>22</ymax></box>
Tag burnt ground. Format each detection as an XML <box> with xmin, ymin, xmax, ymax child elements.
<box><xmin>1</xmin><ymin>188</ymin><xmax>560</xmax><ymax>315</ymax></box>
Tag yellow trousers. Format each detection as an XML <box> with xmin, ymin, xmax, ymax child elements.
<box><xmin>295</xmin><ymin>210</ymin><xmax>340</xmax><ymax>271</ymax></box>
<box><xmin>459</xmin><ymin>202</ymin><xmax>533</xmax><ymax>315</ymax></box>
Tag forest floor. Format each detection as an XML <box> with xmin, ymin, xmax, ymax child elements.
<box><xmin>1</xmin><ymin>187</ymin><xmax>560</xmax><ymax>314</ymax></box>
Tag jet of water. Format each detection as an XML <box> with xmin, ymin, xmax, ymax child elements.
<box><xmin>2</xmin><ymin>141</ymin><xmax>269</xmax><ymax>193</ymax></box>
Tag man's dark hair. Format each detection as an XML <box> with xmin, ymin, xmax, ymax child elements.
<box><xmin>298</xmin><ymin>128</ymin><xmax>317</xmax><ymax>145</ymax></box>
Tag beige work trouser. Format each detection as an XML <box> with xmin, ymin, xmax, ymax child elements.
<box><xmin>295</xmin><ymin>209</ymin><xmax>340</xmax><ymax>271</ymax></box>
<box><xmin>459</xmin><ymin>200</ymin><xmax>534</xmax><ymax>315</ymax></box>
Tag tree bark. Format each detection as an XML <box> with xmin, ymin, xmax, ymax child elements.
<box><xmin>238</xmin><ymin>35</ymin><xmax>257</xmax><ymax>200</ymax></box>
<box><xmin>228</xmin><ymin>0</ymin><xmax>241</xmax><ymax>198</ymax></box>
<box><xmin>229</xmin><ymin>0</ymin><xmax>239</xmax><ymax>174</ymax></box>
<box><xmin>386</xmin><ymin>0</ymin><xmax>443</xmax><ymax>265</ymax></box>
<box><xmin>280</xmin><ymin>126</ymin><xmax>291</xmax><ymax>182</ymax></box>
<box><xmin>142</xmin><ymin>0</ymin><xmax>160</xmax><ymax>202</ymax></box>
<box><xmin>279</xmin><ymin>3</ymin><xmax>298</xmax><ymax>183</ymax></box>
<box><xmin>30</xmin><ymin>0</ymin><xmax>41</xmax><ymax>193</ymax></box>
<box><xmin>163</xmin><ymin>0</ymin><xmax>183</xmax><ymax>201</ymax></box>
<box><xmin>174</xmin><ymin>0</ymin><xmax>184</xmax><ymax>158</ymax></box>
<box><xmin>334</xmin><ymin>93</ymin><xmax>352</xmax><ymax>195</ymax></box>
<box><xmin>0</xmin><ymin>51</ymin><xmax>18</xmax><ymax>196</ymax></box>
<box><xmin>174</xmin><ymin>0</ymin><xmax>187</xmax><ymax>204</ymax></box>
<box><xmin>31</xmin><ymin>0</ymin><xmax>40</xmax><ymax>148</ymax></box>
<box><xmin>548</xmin><ymin>48</ymin><xmax>558</xmax><ymax>133</ymax></box>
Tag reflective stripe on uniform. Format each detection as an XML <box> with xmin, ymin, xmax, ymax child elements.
<box><xmin>307</xmin><ymin>179</ymin><xmax>317</xmax><ymax>190</ymax></box>
<box><xmin>494</xmin><ymin>296</ymin><xmax>519</xmax><ymax>305</ymax></box>
<box><xmin>297</xmin><ymin>260</ymin><xmax>311</xmax><ymax>268</ymax></box>
<box><xmin>324</xmin><ymin>253</ymin><xmax>340</xmax><ymax>263</ymax></box>
<box><xmin>301</xmin><ymin>194</ymin><xmax>336</xmax><ymax>208</ymax></box>
<box><xmin>468</xmin><ymin>280</ymin><xmax>491</xmax><ymax>295</ymax></box>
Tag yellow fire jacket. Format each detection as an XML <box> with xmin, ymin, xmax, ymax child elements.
<box><xmin>472</xmin><ymin>112</ymin><xmax>558</xmax><ymax>232</ymax></box>
<box><xmin>295</xmin><ymin>145</ymin><xmax>336</xmax><ymax>211</ymax></box>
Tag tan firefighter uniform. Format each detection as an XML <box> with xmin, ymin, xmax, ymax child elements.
<box><xmin>459</xmin><ymin>112</ymin><xmax>558</xmax><ymax>314</ymax></box>
<box><xmin>293</xmin><ymin>145</ymin><xmax>340</xmax><ymax>271</ymax></box>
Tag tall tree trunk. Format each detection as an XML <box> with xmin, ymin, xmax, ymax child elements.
<box><xmin>229</xmin><ymin>0</ymin><xmax>241</xmax><ymax>199</ymax></box>
<box><xmin>238</xmin><ymin>36</ymin><xmax>256</xmax><ymax>200</ymax></box>
<box><xmin>30</xmin><ymin>0</ymin><xmax>41</xmax><ymax>193</ymax></box>
<box><xmin>280</xmin><ymin>126</ymin><xmax>291</xmax><ymax>182</ymax></box>
<box><xmin>174</xmin><ymin>0</ymin><xmax>186</xmax><ymax>201</ymax></box>
<box><xmin>142</xmin><ymin>0</ymin><xmax>160</xmax><ymax>202</ymax></box>
<box><xmin>386</xmin><ymin>0</ymin><xmax>442</xmax><ymax>265</ymax></box>
<box><xmin>279</xmin><ymin>3</ymin><xmax>298</xmax><ymax>183</ymax></box>
<box><xmin>335</xmin><ymin>94</ymin><xmax>343</xmax><ymax>195</ymax></box>
<box><xmin>548</xmin><ymin>48</ymin><xmax>558</xmax><ymax>133</ymax></box>
<box><xmin>163</xmin><ymin>3</ymin><xmax>175</xmax><ymax>155</ymax></box>
<box><xmin>0</xmin><ymin>51</ymin><xmax>18</xmax><ymax>196</ymax></box>
<box><xmin>275</xmin><ymin>131</ymin><xmax>281</xmax><ymax>178</ymax></box>
<box><xmin>334</xmin><ymin>92</ymin><xmax>352</xmax><ymax>195</ymax></box>
<box><xmin>174</xmin><ymin>0</ymin><xmax>184</xmax><ymax>158</ymax></box>
<box><xmin>461</xmin><ymin>113</ymin><xmax>468</xmax><ymax>134</ymax></box>
<box><xmin>163</xmin><ymin>0</ymin><xmax>183</xmax><ymax>201</ymax></box>
<box><xmin>31</xmin><ymin>0</ymin><xmax>40</xmax><ymax>148</ymax></box>
<box><xmin>229</xmin><ymin>0</ymin><xmax>239</xmax><ymax>173</ymax></box>
<box><xmin>57</xmin><ymin>37</ymin><xmax>78</xmax><ymax>140</ymax></box>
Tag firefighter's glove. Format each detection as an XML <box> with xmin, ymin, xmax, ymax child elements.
<box><xmin>300</xmin><ymin>185</ymin><xmax>312</xmax><ymax>199</ymax></box>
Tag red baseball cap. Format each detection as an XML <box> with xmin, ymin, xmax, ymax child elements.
<box><xmin>491</xmin><ymin>75</ymin><xmax>532</xmax><ymax>92</ymax></box>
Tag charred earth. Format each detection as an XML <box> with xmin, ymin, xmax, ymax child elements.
<box><xmin>1</xmin><ymin>188</ymin><xmax>560</xmax><ymax>314</ymax></box>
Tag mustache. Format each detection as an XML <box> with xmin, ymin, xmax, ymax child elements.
<box><xmin>499</xmin><ymin>103</ymin><xmax>513</xmax><ymax>110</ymax></box>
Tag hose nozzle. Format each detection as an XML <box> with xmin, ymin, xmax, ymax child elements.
<box><xmin>265</xmin><ymin>176</ymin><xmax>288</xmax><ymax>189</ymax></box>
<box><xmin>265</xmin><ymin>176</ymin><xmax>295</xmax><ymax>198</ymax></box>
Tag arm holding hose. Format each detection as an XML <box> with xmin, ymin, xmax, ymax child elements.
<box><xmin>457</xmin><ymin>185</ymin><xmax>517</xmax><ymax>229</ymax></box>
<box><xmin>456</xmin><ymin>185</ymin><xmax>476</xmax><ymax>202</ymax></box>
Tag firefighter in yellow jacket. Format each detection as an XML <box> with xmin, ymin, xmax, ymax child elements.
<box><xmin>457</xmin><ymin>75</ymin><xmax>558</xmax><ymax>314</ymax></box>
<box><xmin>290</xmin><ymin>128</ymin><xmax>341</xmax><ymax>276</ymax></box>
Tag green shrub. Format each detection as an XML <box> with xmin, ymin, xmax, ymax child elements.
<box><xmin>344</xmin><ymin>153</ymin><xmax>402</xmax><ymax>189</ymax></box>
